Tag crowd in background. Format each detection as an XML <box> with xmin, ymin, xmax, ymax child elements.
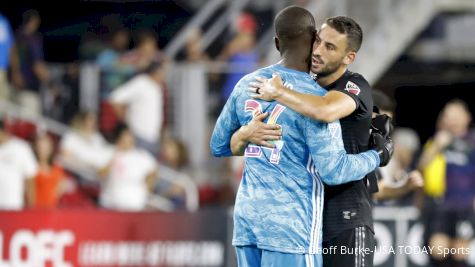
<box><xmin>0</xmin><ymin>7</ymin><xmax>266</xmax><ymax>212</ymax></box>
<box><xmin>1</xmin><ymin>8</ymin><xmax>475</xmax><ymax>264</ymax></box>
<box><xmin>0</xmin><ymin>9</ymin><xmax>192</xmax><ymax>212</ymax></box>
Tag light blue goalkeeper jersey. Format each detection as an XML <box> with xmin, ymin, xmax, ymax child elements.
<box><xmin>210</xmin><ymin>63</ymin><xmax>380</xmax><ymax>254</ymax></box>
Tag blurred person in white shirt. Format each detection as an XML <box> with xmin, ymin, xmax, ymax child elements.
<box><xmin>99</xmin><ymin>123</ymin><xmax>157</xmax><ymax>211</ymax></box>
<box><xmin>0</xmin><ymin>118</ymin><xmax>37</xmax><ymax>209</ymax></box>
<box><xmin>372</xmin><ymin>90</ymin><xmax>423</xmax><ymax>202</ymax></box>
<box><xmin>375</xmin><ymin>127</ymin><xmax>424</xmax><ymax>202</ymax></box>
<box><xmin>59</xmin><ymin>111</ymin><xmax>112</xmax><ymax>175</ymax></box>
<box><xmin>109</xmin><ymin>61</ymin><xmax>166</xmax><ymax>155</ymax></box>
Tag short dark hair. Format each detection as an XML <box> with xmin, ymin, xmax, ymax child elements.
<box><xmin>274</xmin><ymin>6</ymin><xmax>315</xmax><ymax>40</ymax></box>
<box><xmin>325</xmin><ymin>16</ymin><xmax>363</xmax><ymax>52</ymax></box>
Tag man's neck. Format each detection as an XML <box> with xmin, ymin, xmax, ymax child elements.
<box><xmin>317</xmin><ymin>66</ymin><xmax>348</xmax><ymax>87</ymax></box>
<box><xmin>280</xmin><ymin>57</ymin><xmax>309</xmax><ymax>73</ymax></box>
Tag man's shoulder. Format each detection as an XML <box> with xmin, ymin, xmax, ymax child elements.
<box><xmin>327</xmin><ymin>70</ymin><xmax>372</xmax><ymax>101</ymax></box>
<box><xmin>340</xmin><ymin>71</ymin><xmax>371</xmax><ymax>91</ymax></box>
<box><xmin>243</xmin><ymin>65</ymin><xmax>275</xmax><ymax>80</ymax></box>
<box><xmin>232</xmin><ymin>66</ymin><xmax>276</xmax><ymax>95</ymax></box>
<box><xmin>346</xmin><ymin>71</ymin><xmax>369</xmax><ymax>83</ymax></box>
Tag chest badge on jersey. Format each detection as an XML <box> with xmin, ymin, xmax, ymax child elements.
<box><xmin>345</xmin><ymin>81</ymin><xmax>361</xmax><ymax>95</ymax></box>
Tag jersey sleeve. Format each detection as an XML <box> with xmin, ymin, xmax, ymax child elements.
<box><xmin>210</xmin><ymin>89</ymin><xmax>242</xmax><ymax>157</ymax></box>
<box><xmin>333</xmin><ymin>75</ymin><xmax>372</xmax><ymax>117</ymax></box>
<box><xmin>304</xmin><ymin>118</ymin><xmax>380</xmax><ymax>185</ymax></box>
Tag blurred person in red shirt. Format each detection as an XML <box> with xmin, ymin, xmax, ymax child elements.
<box><xmin>33</xmin><ymin>134</ymin><xmax>66</xmax><ymax>208</ymax></box>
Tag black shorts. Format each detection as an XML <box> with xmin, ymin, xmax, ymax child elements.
<box><xmin>323</xmin><ymin>226</ymin><xmax>375</xmax><ymax>267</ymax></box>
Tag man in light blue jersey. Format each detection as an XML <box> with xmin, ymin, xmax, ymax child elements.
<box><xmin>210</xmin><ymin>6</ymin><xmax>383</xmax><ymax>267</ymax></box>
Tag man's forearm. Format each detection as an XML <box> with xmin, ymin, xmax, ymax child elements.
<box><xmin>275</xmin><ymin>87</ymin><xmax>329</xmax><ymax>121</ymax></box>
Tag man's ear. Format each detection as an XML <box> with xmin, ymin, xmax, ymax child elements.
<box><xmin>274</xmin><ymin>36</ymin><xmax>280</xmax><ymax>52</ymax></box>
<box><xmin>343</xmin><ymin>51</ymin><xmax>356</xmax><ymax>65</ymax></box>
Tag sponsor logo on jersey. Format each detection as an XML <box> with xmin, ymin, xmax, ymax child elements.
<box><xmin>343</xmin><ymin>210</ymin><xmax>357</xmax><ymax>220</ymax></box>
<box><xmin>345</xmin><ymin>81</ymin><xmax>361</xmax><ymax>95</ymax></box>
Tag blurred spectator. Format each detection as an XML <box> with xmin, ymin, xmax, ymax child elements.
<box><xmin>183</xmin><ymin>27</ymin><xmax>208</xmax><ymax>62</ymax></box>
<box><xmin>96</xmin><ymin>27</ymin><xmax>135</xmax><ymax>97</ymax></box>
<box><xmin>375</xmin><ymin>128</ymin><xmax>424</xmax><ymax>202</ymax></box>
<box><xmin>42</xmin><ymin>62</ymin><xmax>81</xmax><ymax>124</ymax></box>
<box><xmin>59</xmin><ymin>111</ymin><xmax>112</xmax><ymax>174</ymax></box>
<box><xmin>0</xmin><ymin>118</ymin><xmax>37</xmax><ymax>210</ymax></box>
<box><xmin>61</xmin><ymin>62</ymin><xmax>81</xmax><ymax>122</ymax></box>
<box><xmin>372</xmin><ymin>90</ymin><xmax>424</xmax><ymax>202</ymax></box>
<box><xmin>160</xmin><ymin>137</ymin><xmax>189</xmax><ymax>171</ymax></box>
<box><xmin>418</xmin><ymin>99</ymin><xmax>475</xmax><ymax>266</ymax></box>
<box><xmin>372</xmin><ymin>89</ymin><xmax>395</xmax><ymax>117</ymax></box>
<box><xmin>99</xmin><ymin>123</ymin><xmax>157</xmax><ymax>211</ymax></box>
<box><xmin>78</xmin><ymin>14</ymin><xmax>121</xmax><ymax>61</ymax></box>
<box><xmin>109</xmin><ymin>61</ymin><xmax>166</xmax><ymax>155</ymax></box>
<box><xmin>0</xmin><ymin>13</ymin><xmax>17</xmax><ymax>101</ymax></box>
<box><xmin>32</xmin><ymin>133</ymin><xmax>66</xmax><ymax>209</ymax></box>
<box><xmin>13</xmin><ymin>9</ymin><xmax>49</xmax><ymax>115</ymax></box>
<box><xmin>157</xmin><ymin>137</ymin><xmax>191</xmax><ymax>208</ymax></box>
<box><xmin>218</xmin><ymin>12</ymin><xmax>259</xmax><ymax>102</ymax></box>
<box><xmin>121</xmin><ymin>29</ymin><xmax>164</xmax><ymax>73</ymax></box>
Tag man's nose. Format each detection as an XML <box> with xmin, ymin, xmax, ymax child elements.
<box><xmin>312</xmin><ymin>43</ymin><xmax>322</xmax><ymax>56</ymax></box>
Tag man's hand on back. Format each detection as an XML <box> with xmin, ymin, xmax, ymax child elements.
<box><xmin>248</xmin><ymin>74</ymin><xmax>286</xmax><ymax>101</ymax></box>
<box><xmin>237</xmin><ymin>112</ymin><xmax>282</xmax><ymax>148</ymax></box>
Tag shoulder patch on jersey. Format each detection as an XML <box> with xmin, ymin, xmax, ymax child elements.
<box><xmin>345</xmin><ymin>81</ymin><xmax>361</xmax><ymax>95</ymax></box>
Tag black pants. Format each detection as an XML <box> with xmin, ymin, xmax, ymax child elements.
<box><xmin>323</xmin><ymin>226</ymin><xmax>375</xmax><ymax>267</ymax></box>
